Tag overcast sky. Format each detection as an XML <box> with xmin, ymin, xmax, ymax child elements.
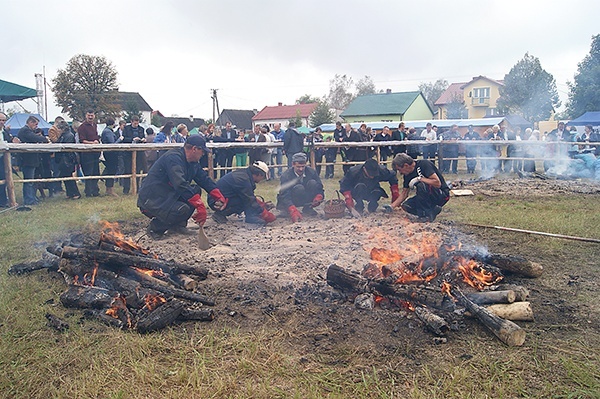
<box><xmin>3</xmin><ymin>0</ymin><xmax>599</xmax><ymax>121</ymax></box>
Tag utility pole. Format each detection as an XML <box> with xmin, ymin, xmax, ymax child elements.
<box><xmin>34</xmin><ymin>73</ymin><xmax>45</xmax><ymax>118</ymax></box>
<box><xmin>211</xmin><ymin>89</ymin><xmax>220</xmax><ymax>126</ymax></box>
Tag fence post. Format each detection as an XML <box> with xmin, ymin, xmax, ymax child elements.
<box><xmin>207</xmin><ymin>150</ymin><xmax>214</xmax><ymax>178</ymax></box>
<box><xmin>131</xmin><ymin>150</ymin><xmax>138</xmax><ymax>195</ymax></box>
<box><xmin>437</xmin><ymin>141</ymin><xmax>445</xmax><ymax>170</ymax></box>
<box><xmin>4</xmin><ymin>153</ymin><xmax>16</xmax><ymax>206</ymax></box>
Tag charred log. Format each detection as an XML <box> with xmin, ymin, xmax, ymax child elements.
<box><xmin>60</xmin><ymin>285</ymin><xmax>117</xmax><ymax>309</ymax></box>
<box><xmin>136</xmin><ymin>299</ymin><xmax>184</xmax><ymax>333</ymax></box>
<box><xmin>83</xmin><ymin>309</ymin><xmax>127</xmax><ymax>329</ymax></box>
<box><xmin>414</xmin><ymin>306</ymin><xmax>449</xmax><ymax>336</ymax></box>
<box><xmin>172</xmin><ymin>274</ymin><xmax>199</xmax><ymax>291</ymax></box>
<box><xmin>326</xmin><ymin>263</ymin><xmax>367</xmax><ymax>295</ymax></box>
<box><xmin>47</xmin><ymin>245</ymin><xmax>209</xmax><ymax>279</ymax></box>
<box><xmin>451</xmin><ymin>286</ymin><xmax>526</xmax><ymax>346</ymax></box>
<box><xmin>480</xmin><ymin>253</ymin><xmax>542</xmax><ymax>278</ymax></box>
<box><xmin>8</xmin><ymin>256</ymin><xmax>60</xmax><ymax>275</ymax></box>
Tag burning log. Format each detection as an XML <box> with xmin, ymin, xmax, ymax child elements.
<box><xmin>83</xmin><ymin>309</ymin><xmax>127</xmax><ymax>329</ymax></box>
<box><xmin>172</xmin><ymin>274</ymin><xmax>199</xmax><ymax>291</ymax></box>
<box><xmin>60</xmin><ymin>285</ymin><xmax>117</xmax><ymax>309</ymax></box>
<box><xmin>8</xmin><ymin>256</ymin><xmax>60</xmax><ymax>275</ymax></box>
<box><xmin>47</xmin><ymin>245</ymin><xmax>209</xmax><ymax>279</ymax></box>
<box><xmin>414</xmin><ymin>306</ymin><xmax>450</xmax><ymax>336</ymax></box>
<box><xmin>326</xmin><ymin>263</ymin><xmax>366</xmax><ymax>294</ymax></box>
<box><xmin>450</xmin><ymin>286</ymin><xmax>526</xmax><ymax>346</ymax></box>
<box><xmin>466</xmin><ymin>290</ymin><xmax>516</xmax><ymax>305</ymax></box>
<box><xmin>136</xmin><ymin>299</ymin><xmax>184</xmax><ymax>333</ymax></box>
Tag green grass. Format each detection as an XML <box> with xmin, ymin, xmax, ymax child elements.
<box><xmin>1</xmin><ymin>178</ymin><xmax>600</xmax><ymax>398</ymax></box>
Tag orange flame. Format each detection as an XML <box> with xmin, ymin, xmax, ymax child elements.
<box><xmin>455</xmin><ymin>257</ymin><xmax>503</xmax><ymax>290</ymax></box>
<box><xmin>398</xmin><ymin>300</ymin><xmax>415</xmax><ymax>312</ymax></box>
<box><xmin>132</xmin><ymin>266</ymin><xmax>166</xmax><ymax>278</ymax></box>
<box><xmin>143</xmin><ymin>294</ymin><xmax>167</xmax><ymax>311</ymax></box>
<box><xmin>370</xmin><ymin>247</ymin><xmax>402</xmax><ymax>264</ymax></box>
<box><xmin>105</xmin><ymin>294</ymin><xmax>132</xmax><ymax>328</ymax></box>
<box><xmin>99</xmin><ymin>220</ymin><xmax>152</xmax><ymax>256</ymax></box>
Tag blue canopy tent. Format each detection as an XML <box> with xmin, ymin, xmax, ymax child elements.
<box><xmin>5</xmin><ymin>113</ymin><xmax>52</xmax><ymax>135</ymax></box>
<box><xmin>567</xmin><ymin>111</ymin><xmax>600</xmax><ymax>126</ymax></box>
<box><xmin>0</xmin><ymin>79</ymin><xmax>37</xmax><ymax>103</ymax></box>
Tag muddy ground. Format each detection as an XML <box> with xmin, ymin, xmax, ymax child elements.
<box><xmin>106</xmin><ymin>176</ymin><xmax>600</xmax><ymax>362</ymax></box>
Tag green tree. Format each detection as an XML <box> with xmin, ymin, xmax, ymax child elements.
<box><xmin>418</xmin><ymin>79</ymin><xmax>448</xmax><ymax>111</ymax></box>
<box><xmin>355</xmin><ymin>75</ymin><xmax>376</xmax><ymax>96</ymax></box>
<box><xmin>52</xmin><ymin>54</ymin><xmax>120</xmax><ymax>121</ymax></box>
<box><xmin>296</xmin><ymin>94</ymin><xmax>320</xmax><ymax>104</ymax></box>
<box><xmin>496</xmin><ymin>53</ymin><xmax>559</xmax><ymax>123</ymax></box>
<box><xmin>327</xmin><ymin>74</ymin><xmax>354</xmax><ymax>111</ymax></box>
<box><xmin>151</xmin><ymin>113</ymin><xmax>163</xmax><ymax>127</ymax></box>
<box><xmin>122</xmin><ymin>100</ymin><xmax>143</xmax><ymax>123</ymax></box>
<box><xmin>445</xmin><ymin>93</ymin><xmax>468</xmax><ymax>119</ymax></box>
<box><xmin>288</xmin><ymin>109</ymin><xmax>303</xmax><ymax>127</ymax></box>
<box><xmin>566</xmin><ymin>35</ymin><xmax>600</xmax><ymax>118</ymax></box>
<box><xmin>309</xmin><ymin>100</ymin><xmax>334</xmax><ymax>127</ymax></box>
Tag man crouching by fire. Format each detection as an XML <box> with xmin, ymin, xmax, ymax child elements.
<box><xmin>138</xmin><ymin>135</ymin><xmax>228</xmax><ymax>239</ymax></box>
<box><xmin>391</xmin><ymin>153</ymin><xmax>450</xmax><ymax>222</ymax></box>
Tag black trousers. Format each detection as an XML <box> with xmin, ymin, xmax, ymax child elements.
<box><xmin>79</xmin><ymin>153</ymin><xmax>100</xmax><ymax>196</ymax></box>
<box><xmin>401</xmin><ymin>182</ymin><xmax>449</xmax><ymax>217</ymax></box>
<box><xmin>142</xmin><ymin>200</ymin><xmax>194</xmax><ymax>234</ymax></box>
<box><xmin>351</xmin><ymin>183</ymin><xmax>385</xmax><ymax>213</ymax></box>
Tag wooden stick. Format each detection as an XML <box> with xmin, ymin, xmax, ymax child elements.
<box><xmin>466</xmin><ymin>290</ymin><xmax>516</xmax><ymax>305</ymax></box>
<box><xmin>486</xmin><ymin>302</ymin><xmax>534</xmax><ymax>322</ymax></box>
<box><xmin>465</xmin><ymin>223</ymin><xmax>600</xmax><ymax>244</ymax></box>
<box><xmin>414</xmin><ymin>306</ymin><xmax>450</xmax><ymax>336</ymax></box>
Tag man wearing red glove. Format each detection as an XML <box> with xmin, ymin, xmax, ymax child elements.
<box><xmin>208</xmin><ymin>161</ymin><xmax>275</xmax><ymax>225</ymax></box>
<box><xmin>138</xmin><ymin>135</ymin><xmax>227</xmax><ymax>239</ymax></box>
<box><xmin>339</xmin><ymin>158</ymin><xmax>399</xmax><ymax>216</ymax></box>
<box><xmin>276</xmin><ymin>152</ymin><xmax>324</xmax><ymax>222</ymax></box>
<box><xmin>391</xmin><ymin>153</ymin><xmax>449</xmax><ymax>222</ymax></box>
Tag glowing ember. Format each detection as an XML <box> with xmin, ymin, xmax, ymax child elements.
<box><xmin>106</xmin><ymin>294</ymin><xmax>132</xmax><ymax>328</ymax></box>
<box><xmin>370</xmin><ymin>247</ymin><xmax>402</xmax><ymax>264</ymax></box>
<box><xmin>143</xmin><ymin>294</ymin><xmax>167</xmax><ymax>311</ymax></box>
<box><xmin>441</xmin><ymin>281</ymin><xmax>452</xmax><ymax>296</ymax></box>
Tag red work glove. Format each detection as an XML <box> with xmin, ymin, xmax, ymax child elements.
<box><xmin>191</xmin><ymin>202</ymin><xmax>207</xmax><ymax>225</ymax></box>
<box><xmin>256</xmin><ymin>196</ymin><xmax>267</xmax><ymax>210</ymax></box>
<box><xmin>260</xmin><ymin>208</ymin><xmax>276</xmax><ymax>224</ymax></box>
<box><xmin>209</xmin><ymin>188</ymin><xmax>228</xmax><ymax>210</ymax></box>
<box><xmin>288</xmin><ymin>205</ymin><xmax>302</xmax><ymax>223</ymax></box>
<box><xmin>311</xmin><ymin>194</ymin><xmax>324</xmax><ymax>208</ymax></box>
<box><xmin>390</xmin><ymin>184</ymin><xmax>400</xmax><ymax>203</ymax></box>
<box><xmin>343</xmin><ymin>191</ymin><xmax>354</xmax><ymax>209</ymax></box>
<box><xmin>188</xmin><ymin>193</ymin><xmax>204</xmax><ymax>209</ymax></box>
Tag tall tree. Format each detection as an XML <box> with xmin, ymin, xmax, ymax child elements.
<box><xmin>566</xmin><ymin>35</ymin><xmax>600</xmax><ymax>118</ymax></box>
<box><xmin>122</xmin><ymin>100</ymin><xmax>144</xmax><ymax>123</ymax></box>
<box><xmin>288</xmin><ymin>109</ymin><xmax>303</xmax><ymax>128</ymax></box>
<box><xmin>419</xmin><ymin>79</ymin><xmax>448</xmax><ymax>111</ymax></box>
<box><xmin>327</xmin><ymin>74</ymin><xmax>354</xmax><ymax>111</ymax></box>
<box><xmin>52</xmin><ymin>54</ymin><xmax>120</xmax><ymax>121</ymax></box>
<box><xmin>296</xmin><ymin>94</ymin><xmax>320</xmax><ymax>104</ymax></box>
<box><xmin>309</xmin><ymin>100</ymin><xmax>335</xmax><ymax>127</ymax></box>
<box><xmin>445</xmin><ymin>93</ymin><xmax>468</xmax><ymax>119</ymax></box>
<box><xmin>496</xmin><ymin>53</ymin><xmax>559</xmax><ymax>123</ymax></box>
<box><xmin>355</xmin><ymin>75</ymin><xmax>376</xmax><ymax>96</ymax></box>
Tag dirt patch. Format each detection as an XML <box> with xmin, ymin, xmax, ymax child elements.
<box><xmin>110</xmin><ymin>176</ymin><xmax>599</xmax><ymax>358</ymax></box>
<box><xmin>451</xmin><ymin>174</ymin><xmax>600</xmax><ymax>196</ymax></box>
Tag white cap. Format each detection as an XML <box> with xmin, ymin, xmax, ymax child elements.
<box><xmin>253</xmin><ymin>161</ymin><xmax>269</xmax><ymax>176</ymax></box>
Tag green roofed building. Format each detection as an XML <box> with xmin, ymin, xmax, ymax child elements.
<box><xmin>340</xmin><ymin>90</ymin><xmax>434</xmax><ymax>123</ymax></box>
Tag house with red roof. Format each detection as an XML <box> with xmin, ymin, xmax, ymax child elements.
<box><xmin>252</xmin><ymin>102</ymin><xmax>318</xmax><ymax>129</ymax></box>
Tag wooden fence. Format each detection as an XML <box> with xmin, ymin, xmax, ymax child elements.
<box><xmin>1</xmin><ymin>139</ymin><xmax>596</xmax><ymax>207</ymax></box>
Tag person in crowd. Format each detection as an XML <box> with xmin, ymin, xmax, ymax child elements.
<box><xmin>145</xmin><ymin>128</ymin><xmax>158</xmax><ymax>170</ymax></box>
<box><xmin>18</xmin><ymin>116</ymin><xmax>49</xmax><ymax>205</ymax></box>
<box><xmin>265</xmin><ymin>125</ymin><xmax>277</xmax><ymax>179</ymax></box>
<box><xmin>333</xmin><ymin>121</ymin><xmax>346</xmax><ymax>165</ymax></box>
<box><xmin>405</xmin><ymin>127</ymin><xmax>420</xmax><ymax>160</ymax></box>
<box><xmin>220</xmin><ymin>121</ymin><xmax>238</xmax><ymax>175</ymax></box>
<box><xmin>420</xmin><ymin>122</ymin><xmax>437</xmax><ymax>160</ymax></box>
<box><xmin>391</xmin><ymin>122</ymin><xmax>407</xmax><ymax>156</ymax></box>
<box><xmin>441</xmin><ymin>124</ymin><xmax>460</xmax><ymax>174</ymax></box>
<box><xmin>155</xmin><ymin>121</ymin><xmax>175</xmax><ymax>146</ymax></box>
<box><xmin>578</xmin><ymin>125</ymin><xmax>600</xmax><ymax>155</ymax></box>
<box><xmin>100</xmin><ymin>117</ymin><xmax>120</xmax><ymax>196</ymax></box>
<box><xmin>309</xmin><ymin>127</ymin><xmax>325</xmax><ymax>176</ymax></box>
<box><xmin>247</xmin><ymin>124</ymin><xmax>264</xmax><ymax>164</ymax></box>
<box><xmin>235</xmin><ymin>129</ymin><xmax>249</xmax><ymax>168</ymax></box>
<box><xmin>522</xmin><ymin>128</ymin><xmax>537</xmax><ymax>172</ymax></box>
<box><xmin>283</xmin><ymin>121</ymin><xmax>305</xmax><ymax>168</ymax></box>
<box><xmin>340</xmin><ymin>158</ymin><xmax>399</xmax><ymax>216</ymax></box>
<box><xmin>121</xmin><ymin>115</ymin><xmax>146</xmax><ymax>194</ymax></box>
<box><xmin>500</xmin><ymin>124</ymin><xmax>516</xmax><ymax>173</ymax></box>
<box><xmin>54</xmin><ymin>120</ymin><xmax>81</xmax><ymax>199</ymax></box>
<box><xmin>339</xmin><ymin>123</ymin><xmax>362</xmax><ymax>174</ymax></box>
<box><xmin>174</xmin><ymin>124</ymin><xmax>189</xmax><ymax>143</ymax></box>
<box><xmin>276</xmin><ymin>152</ymin><xmax>324</xmax><ymax>222</ymax></box>
<box><xmin>212</xmin><ymin>128</ymin><xmax>231</xmax><ymax>178</ymax></box>
<box><xmin>35</xmin><ymin>127</ymin><xmax>53</xmax><ymax>199</ymax></box>
<box><xmin>115</xmin><ymin>120</ymin><xmax>126</xmax><ymax>182</ymax></box>
<box><xmin>355</xmin><ymin>123</ymin><xmax>370</xmax><ymax>162</ymax></box>
<box><xmin>271</xmin><ymin>122</ymin><xmax>285</xmax><ymax>177</ymax></box>
<box><xmin>462</xmin><ymin>124</ymin><xmax>480</xmax><ymax>174</ymax></box>
<box><xmin>208</xmin><ymin>160</ymin><xmax>275</xmax><ymax>225</ymax></box>
<box><xmin>77</xmin><ymin>110</ymin><xmax>101</xmax><ymax>197</ymax></box>
<box><xmin>138</xmin><ymin>134</ymin><xmax>227</xmax><ymax>239</ymax></box>
<box><xmin>391</xmin><ymin>153</ymin><xmax>450</xmax><ymax>223</ymax></box>
<box><xmin>510</xmin><ymin>126</ymin><xmax>523</xmax><ymax>172</ymax></box>
<box><xmin>373</xmin><ymin>125</ymin><xmax>393</xmax><ymax>163</ymax></box>
<box><xmin>47</xmin><ymin>116</ymin><xmax>66</xmax><ymax>194</ymax></box>
<box><xmin>485</xmin><ymin>125</ymin><xmax>503</xmax><ymax>172</ymax></box>
<box><xmin>259</xmin><ymin>125</ymin><xmax>272</xmax><ymax>168</ymax></box>
<box><xmin>324</xmin><ymin>135</ymin><xmax>337</xmax><ymax>179</ymax></box>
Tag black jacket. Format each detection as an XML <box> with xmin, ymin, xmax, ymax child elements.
<box><xmin>340</xmin><ymin>163</ymin><xmax>398</xmax><ymax>194</ymax></box>
<box><xmin>277</xmin><ymin>166</ymin><xmax>324</xmax><ymax>209</ymax></box>
<box><xmin>283</xmin><ymin>128</ymin><xmax>304</xmax><ymax>156</ymax></box>
<box><xmin>18</xmin><ymin>126</ymin><xmax>48</xmax><ymax>167</ymax></box>
<box><xmin>215</xmin><ymin>167</ymin><xmax>262</xmax><ymax>215</ymax></box>
<box><xmin>137</xmin><ymin>147</ymin><xmax>217</xmax><ymax>221</ymax></box>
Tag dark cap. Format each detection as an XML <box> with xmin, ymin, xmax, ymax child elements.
<box><xmin>186</xmin><ymin>134</ymin><xmax>208</xmax><ymax>151</ymax></box>
<box><xmin>292</xmin><ymin>152</ymin><xmax>307</xmax><ymax>164</ymax></box>
<box><xmin>363</xmin><ymin>158</ymin><xmax>380</xmax><ymax>177</ymax></box>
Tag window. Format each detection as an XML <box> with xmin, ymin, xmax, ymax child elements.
<box><xmin>472</xmin><ymin>87</ymin><xmax>490</xmax><ymax>102</ymax></box>
<box><xmin>486</xmin><ymin>108</ymin><xmax>498</xmax><ymax>116</ymax></box>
